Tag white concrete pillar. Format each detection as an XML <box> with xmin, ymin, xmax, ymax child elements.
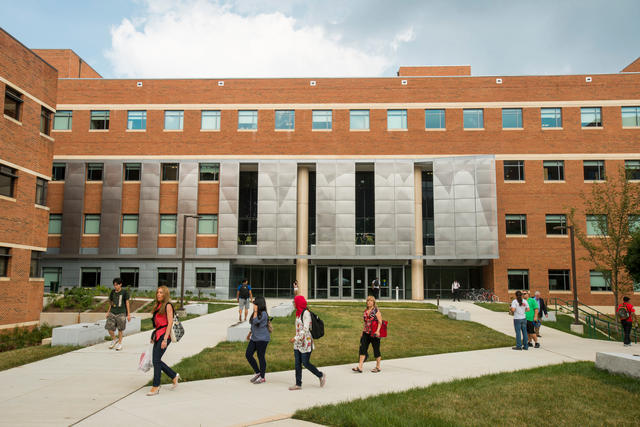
<box><xmin>412</xmin><ymin>166</ymin><xmax>424</xmax><ymax>300</ymax></box>
<box><xmin>296</xmin><ymin>167</ymin><xmax>309</xmax><ymax>298</ymax></box>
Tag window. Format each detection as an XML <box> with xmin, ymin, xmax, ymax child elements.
<box><xmin>0</xmin><ymin>165</ymin><xmax>17</xmax><ymax>198</ymax></box>
<box><xmin>425</xmin><ymin>109</ymin><xmax>445</xmax><ymax>129</ymax></box>
<box><xmin>43</xmin><ymin>267</ymin><xmax>61</xmax><ymax>292</ymax></box>
<box><xmin>238</xmin><ymin>171</ymin><xmax>258</xmax><ymax>245</ymax></box>
<box><xmin>35</xmin><ymin>178</ymin><xmax>47</xmax><ymax>206</ymax></box>
<box><xmin>84</xmin><ymin>214</ymin><xmax>101</xmax><ymax>235</ymax></box>
<box><xmin>549</xmin><ymin>269</ymin><xmax>570</xmax><ymax>291</ymax></box>
<box><xmin>53</xmin><ymin>110</ymin><xmax>72</xmax><ymax>130</ymax></box>
<box><xmin>590</xmin><ymin>270</ymin><xmax>611</xmax><ymax>291</ymax></box>
<box><xmin>29</xmin><ymin>251</ymin><xmax>41</xmax><ymax>278</ymax></box>
<box><xmin>164</xmin><ymin>110</ymin><xmax>184</xmax><ymax>130</ymax></box>
<box><xmin>581</xmin><ymin>107</ymin><xmax>602</xmax><ymax>127</ymax></box>
<box><xmin>621</xmin><ymin>106</ymin><xmax>640</xmax><ymax>127</ymax></box>
<box><xmin>0</xmin><ymin>248</ymin><xmax>10</xmax><ymax>277</ymax></box>
<box><xmin>583</xmin><ymin>160</ymin><xmax>605</xmax><ymax>180</ymax></box>
<box><xmin>546</xmin><ymin>214</ymin><xmax>567</xmax><ymax>235</ymax></box>
<box><xmin>586</xmin><ymin>215</ymin><xmax>607</xmax><ymax>236</ymax></box>
<box><xmin>275</xmin><ymin>110</ymin><xmax>295</xmax><ymax>130</ymax></box>
<box><xmin>124</xmin><ymin>163</ymin><xmax>141</xmax><ymax>181</ymax></box>
<box><xmin>52</xmin><ymin>163</ymin><xmax>66</xmax><ymax>181</ymax></box>
<box><xmin>4</xmin><ymin>86</ymin><xmax>23</xmax><ymax>120</ymax></box>
<box><xmin>196</xmin><ymin>268</ymin><xmax>216</xmax><ymax>288</ymax></box>
<box><xmin>127</xmin><ymin>110</ymin><xmax>146</xmax><ymax>130</ymax></box>
<box><xmin>120</xmin><ymin>267</ymin><xmax>139</xmax><ymax>288</ymax></box>
<box><xmin>90</xmin><ymin>110</ymin><xmax>109</xmax><ymax>130</ymax></box>
<box><xmin>201</xmin><ymin>110</ymin><xmax>221</xmax><ymax>130</ymax></box>
<box><xmin>198</xmin><ymin>214</ymin><xmax>218</xmax><ymax>234</ymax></box>
<box><xmin>238</xmin><ymin>110</ymin><xmax>258</xmax><ymax>130</ymax></box>
<box><xmin>122</xmin><ymin>215</ymin><xmax>139</xmax><ymax>234</ymax></box>
<box><xmin>81</xmin><ymin>267</ymin><xmax>101</xmax><ymax>287</ymax></box>
<box><xmin>387</xmin><ymin>109</ymin><xmax>407</xmax><ymax>130</ymax></box>
<box><xmin>508</xmin><ymin>270</ymin><xmax>529</xmax><ymax>290</ymax></box>
<box><xmin>625</xmin><ymin>160</ymin><xmax>640</xmax><ymax>180</ymax></box>
<box><xmin>48</xmin><ymin>214</ymin><xmax>62</xmax><ymax>234</ymax></box>
<box><xmin>40</xmin><ymin>107</ymin><xmax>53</xmax><ymax>135</ymax></box>
<box><xmin>502</xmin><ymin>108</ymin><xmax>522</xmax><ymax>129</ymax></box>
<box><xmin>312</xmin><ymin>110</ymin><xmax>332</xmax><ymax>130</ymax></box>
<box><xmin>463</xmin><ymin>109</ymin><xmax>483</xmax><ymax>129</ymax></box>
<box><xmin>160</xmin><ymin>215</ymin><xmax>177</xmax><ymax>234</ymax></box>
<box><xmin>505</xmin><ymin>214</ymin><xmax>527</xmax><ymax>235</ymax></box>
<box><xmin>199</xmin><ymin>163</ymin><xmax>219</xmax><ymax>181</ymax></box>
<box><xmin>86</xmin><ymin>163</ymin><xmax>103</xmax><ymax>181</ymax></box>
<box><xmin>541</xmin><ymin>108</ymin><xmax>562</xmax><ymax>128</ymax></box>
<box><xmin>161</xmin><ymin>163</ymin><xmax>179</xmax><ymax>181</ymax></box>
<box><xmin>350</xmin><ymin>110</ymin><xmax>370</xmax><ymax>130</ymax></box>
<box><xmin>543</xmin><ymin>160</ymin><xmax>564</xmax><ymax>181</ymax></box>
<box><xmin>355</xmin><ymin>171</ymin><xmax>375</xmax><ymax>245</ymax></box>
<box><xmin>504</xmin><ymin>160</ymin><xmax>525</xmax><ymax>181</ymax></box>
<box><xmin>629</xmin><ymin>215</ymin><xmax>640</xmax><ymax>234</ymax></box>
<box><xmin>158</xmin><ymin>268</ymin><xmax>177</xmax><ymax>288</ymax></box>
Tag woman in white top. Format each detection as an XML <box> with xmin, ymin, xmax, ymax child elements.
<box><xmin>510</xmin><ymin>290</ymin><xmax>530</xmax><ymax>350</ymax></box>
<box><xmin>288</xmin><ymin>295</ymin><xmax>326</xmax><ymax>390</ymax></box>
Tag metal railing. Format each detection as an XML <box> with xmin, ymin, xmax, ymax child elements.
<box><xmin>585</xmin><ymin>314</ymin><xmax>639</xmax><ymax>343</ymax></box>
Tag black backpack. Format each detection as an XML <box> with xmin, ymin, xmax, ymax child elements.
<box><xmin>239</xmin><ymin>284</ymin><xmax>250</xmax><ymax>299</ymax></box>
<box><xmin>302</xmin><ymin>308</ymin><xmax>325</xmax><ymax>339</ymax></box>
<box><xmin>618</xmin><ymin>304</ymin><xmax>630</xmax><ymax>321</ymax></box>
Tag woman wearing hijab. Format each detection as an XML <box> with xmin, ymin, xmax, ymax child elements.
<box><xmin>288</xmin><ymin>295</ymin><xmax>326</xmax><ymax>390</ymax></box>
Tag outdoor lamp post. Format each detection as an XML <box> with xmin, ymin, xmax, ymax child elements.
<box><xmin>555</xmin><ymin>224</ymin><xmax>580</xmax><ymax>325</ymax></box>
<box><xmin>180</xmin><ymin>214</ymin><xmax>201</xmax><ymax>310</ymax></box>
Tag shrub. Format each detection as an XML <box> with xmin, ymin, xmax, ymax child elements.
<box><xmin>0</xmin><ymin>324</ymin><xmax>54</xmax><ymax>352</ymax></box>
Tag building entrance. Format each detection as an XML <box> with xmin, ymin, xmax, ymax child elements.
<box><xmin>315</xmin><ymin>266</ymin><xmax>404</xmax><ymax>300</ymax></box>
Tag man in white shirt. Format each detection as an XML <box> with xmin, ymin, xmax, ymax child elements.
<box><xmin>451</xmin><ymin>280</ymin><xmax>461</xmax><ymax>302</ymax></box>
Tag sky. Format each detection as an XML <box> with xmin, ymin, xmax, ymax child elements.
<box><xmin>2</xmin><ymin>0</ymin><xmax>639</xmax><ymax>79</ymax></box>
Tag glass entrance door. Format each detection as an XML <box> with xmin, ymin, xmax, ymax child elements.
<box><xmin>379</xmin><ymin>268</ymin><xmax>391</xmax><ymax>298</ymax></box>
<box><xmin>329</xmin><ymin>268</ymin><xmax>340</xmax><ymax>298</ymax></box>
<box><xmin>328</xmin><ymin>267</ymin><xmax>353</xmax><ymax>299</ymax></box>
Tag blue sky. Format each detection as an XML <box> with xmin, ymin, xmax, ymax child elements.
<box><xmin>2</xmin><ymin>0</ymin><xmax>639</xmax><ymax>78</ymax></box>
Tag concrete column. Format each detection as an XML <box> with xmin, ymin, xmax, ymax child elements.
<box><xmin>412</xmin><ymin>165</ymin><xmax>424</xmax><ymax>300</ymax></box>
<box><xmin>296</xmin><ymin>166</ymin><xmax>309</xmax><ymax>297</ymax></box>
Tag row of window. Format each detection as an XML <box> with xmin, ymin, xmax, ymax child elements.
<box><xmin>505</xmin><ymin>213</ymin><xmax>639</xmax><ymax>236</ymax></box>
<box><xmin>51</xmin><ymin>162</ymin><xmax>219</xmax><ymax>182</ymax></box>
<box><xmin>0</xmin><ymin>164</ymin><xmax>48</xmax><ymax>205</ymax></box>
<box><xmin>0</xmin><ymin>248</ymin><xmax>41</xmax><ymax>278</ymax></box>
<box><xmin>51</xmin><ymin>106</ymin><xmax>640</xmax><ymax>132</ymax></box>
<box><xmin>4</xmin><ymin>86</ymin><xmax>53</xmax><ymax>135</ymax></box>
<box><xmin>507</xmin><ymin>269</ymin><xmax>640</xmax><ymax>292</ymax></box>
<box><xmin>504</xmin><ymin>160</ymin><xmax>640</xmax><ymax>181</ymax></box>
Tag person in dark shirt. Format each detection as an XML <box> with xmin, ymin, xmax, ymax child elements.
<box><xmin>105</xmin><ymin>277</ymin><xmax>130</xmax><ymax>351</ymax></box>
<box><xmin>236</xmin><ymin>279</ymin><xmax>253</xmax><ymax>322</ymax></box>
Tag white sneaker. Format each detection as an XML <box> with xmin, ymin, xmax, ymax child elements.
<box><xmin>109</xmin><ymin>340</ymin><xmax>116</xmax><ymax>349</ymax></box>
<box><xmin>115</xmin><ymin>343</ymin><xmax>123</xmax><ymax>351</ymax></box>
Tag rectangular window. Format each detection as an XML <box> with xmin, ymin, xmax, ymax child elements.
<box><xmin>52</xmin><ymin>163</ymin><xmax>66</xmax><ymax>181</ymax></box>
<box><xmin>40</xmin><ymin>107</ymin><xmax>53</xmax><ymax>135</ymax></box>
<box><xmin>275</xmin><ymin>110</ymin><xmax>295</xmax><ymax>130</ymax></box>
<box><xmin>590</xmin><ymin>270</ymin><xmax>611</xmax><ymax>291</ymax></box>
<box><xmin>35</xmin><ymin>178</ymin><xmax>47</xmax><ymax>206</ymax></box>
<box><xmin>508</xmin><ymin>269</ymin><xmax>529</xmax><ymax>290</ymax></box>
<box><xmin>86</xmin><ymin>163</ymin><xmax>103</xmax><ymax>181</ymax></box>
<box><xmin>127</xmin><ymin>110</ymin><xmax>147</xmax><ymax>130</ymax></box>
<box><xmin>629</xmin><ymin>215</ymin><xmax>640</xmax><ymax>234</ymax></box>
<box><xmin>0</xmin><ymin>248</ymin><xmax>9</xmax><ymax>277</ymax></box>
<box><xmin>355</xmin><ymin>170</ymin><xmax>375</xmax><ymax>245</ymax></box>
<box><xmin>0</xmin><ymin>165</ymin><xmax>18</xmax><ymax>198</ymax></box>
<box><xmin>505</xmin><ymin>214</ymin><xmax>527</xmax><ymax>235</ymax></box>
<box><xmin>621</xmin><ymin>106</ymin><xmax>640</xmax><ymax>127</ymax></box>
<box><xmin>350</xmin><ymin>110</ymin><xmax>370</xmax><ymax>130</ymax></box>
<box><xmin>586</xmin><ymin>214</ymin><xmax>607</xmax><ymax>236</ymax></box>
<box><xmin>201</xmin><ymin>110</ymin><xmax>221</xmax><ymax>130</ymax></box>
<box><xmin>160</xmin><ymin>214</ymin><xmax>177</xmax><ymax>234</ymax></box>
<box><xmin>53</xmin><ymin>110</ymin><xmax>72</xmax><ymax>130</ymax></box>
<box><xmin>81</xmin><ymin>267</ymin><xmax>101</xmax><ymax>287</ymax></box>
<box><xmin>4</xmin><ymin>86</ymin><xmax>23</xmax><ymax>121</ymax></box>
<box><xmin>120</xmin><ymin>267</ymin><xmax>139</xmax><ymax>288</ymax></box>
<box><xmin>48</xmin><ymin>214</ymin><xmax>62</xmax><ymax>234</ymax></box>
<box><xmin>502</xmin><ymin>108</ymin><xmax>523</xmax><ymax>129</ymax></box>
<box><xmin>238</xmin><ymin>171</ymin><xmax>258</xmax><ymax>245</ymax></box>
<box><xmin>84</xmin><ymin>214</ymin><xmax>101</xmax><ymax>235</ymax></box>
<box><xmin>164</xmin><ymin>110</ymin><xmax>184</xmax><ymax>130</ymax></box>
<box><xmin>425</xmin><ymin>109</ymin><xmax>445</xmax><ymax>129</ymax></box>
<box><xmin>124</xmin><ymin>163</ymin><xmax>141</xmax><ymax>181</ymax></box>
<box><xmin>312</xmin><ymin>110</ymin><xmax>332</xmax><ymax>130</ymax></box>
<box><xmin>546</xmin><ymin>214</ymin><xmax>567</xmax><ymax>235</ymax></box>
<box><xmin>541</xmin><ymin>108</ymin><xmax>562</xmax><ymax>128</ymax></box>
<box><xmin>161</xmin><ymin>163</ymin><xmax>179</xmax><ymax>181</ymax></box>
<box><xmin>543</xmin><ymin>160</ymin><xmax>564</xmax><ymax>181</ymax></box>
<box><xmin>463</xmin><ymin>109</ymin><xmax>483</xmax><ymax>129</ymax></box>
<box><xmin>387</xmin><ymin>109</ymin><xmax>407</xmax><ymax>130</ymax></box>
<box><xmin>549</xmin><ymin>269</ymin><xmax>570</xmax><ymax>291</ymax></box>
<box><xmin>43</xmin><ymin>267</ymin><xmax>61</xmax><ymax>292</ymax></box>
<box><xmin>504</xmin><ymin>160</ymin><xmax>525</xmax><ymax>181</ymax></box>
<box><xmin>30</xmin><ymin>251</ymin><xmax>41</xmax><ymax>278</ymax></box>
<box><xmin>199</xmin><ymin>163</ymin><xmax>219</xmax><ymax>181</ymax></box>
<box><xmin>625</xmin><ymin>160</ymin><xmax>640</xmax><ymax>180</ymax></box>
<box><xmin>196</xmin><ymin>268</ymin><xmax>216</xmax><ymax>288</ymax></box>
<box><xmin>198</xmin><ymin>214</ymin><xmax>218</xmax><ymax>234</ymax></box>
<box><xmin>238</xmin><ymin>110</ymin><xmax>258</xmax><ymax>130</ymax></box>
<box><xmin>122</xmin><ymin>214</ymin><xmax>139</xmax><ymax>234</ymax></box>
<box><xmin>581</xmin><ymin>107</ymin><xmax>602</xmax><ymax>127</ymax></box>
<box><xmin>90</xmin><ymin>110</ymin><xmax>109</xmax><ymax>130</ymax></box>
<box><xmin>158</xmin><ymin>268</ymin><xmax>177</xmax><ymax>288</ymax></box>
<box><xmin>583</xmin><ymin>160</ymin><xmax>605</xmax><ymax>181</ymax></box>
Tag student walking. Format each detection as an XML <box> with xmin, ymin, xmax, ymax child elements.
<box><xmin>523</xmin><ymin>291</ymin><xmax>540</xmax><ymax>348</ymax></box>
<box><xmin>451</xmin><ymin>280</ymin><xmax>461</xmax><ymax>302</ymax></box>
<box><xmin>510</xmin><ymin>290</ymin><xmax>530</xmax><ymax>350</ymax></box>
<box><xmin>105</xmin><ymin>277</ymin><xmax>131</xmax><ymax>351</ymax></box>
<box><xmin>289</xmin><ymin>295</ymin><xmax>326</xmax><ymax>390</ymax></box>
<box><xmin>617</xmin><ymin>296</ymin><xmax>638</xmax><ymax>347</ymax></box>
<box><xmin>533</xmin><ymin>291</ymin><xmax>548</xmax><ymax>337</ymax></box>
<box><xmin>246</xmin><ymin>296</ymin><xmax>270</xmax><ymax>384</ymax></box>
<box><xmin>352</xmin><ymin>296</ymin><xmax>383</xmax><ymax>373</ymax></box>
<box><xmin>237</xmin><ymin>279</ymin><xmax>253</xmax><ymax>322</ymax></box>
<box><xmin>147</xmin><ymin>285</ymin><xmax>180</xmax><ymax>396</ymax></box>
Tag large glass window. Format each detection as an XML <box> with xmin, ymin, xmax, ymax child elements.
<box><xmin>463</xmin><ymin>109</ymin><xmax>483</xmax><ymax>129</ymax></box>
<box><xmin>622</xmin><ymin>106</ymin><xmax>640</xmax><ymax>127</ymax></box>
<box><xmin>504</xmin><ymin>160</ymin><xmax>525</xmax><ymax>181</ymax></box>
<box><xmin>387</xmin><ymin>109</ymin><xmax>407</xmax><ymax>130</ymax></box>
<box><xmin>350</xmin><ymin>110</ymin><xmax>370</xmax><ymax>130</ymax></box>
<box><xmin>120</xmin><ymin>267</ymin><xmax>139</xmax><ymax>288</ymax></box>
<box><xmin>160</xmin><ymin>215</ymin><xmax>177</xmax><ymax>234</ymax></box>
<box><xmin>90</xmin><ymin>111</ymin><xmax>109</xmax><ymax>130</ymax></box>
<box><xmin>52</xmin><ymin>163</ymin><xmax>66</xmax><ymax>181</ymax></box>
<box><xmin>158</xmin><ymin>268</ymin><xmax>177</xmax><ymax>288</ymax></box>
<box><xmin>590</xmin><ymin>270</ymin><xmax>611</xmax><ymax>291</ymax></box>
<box><xmin>502</xmin><ymin>108</ymin><xmax>523</xmax><ymax>129</ymax></box>
<box><xmin>0</xmin><ymin>248</ymin><xmax>9</xmax><ymax>277</ymax></box>
<box><xmin>625</xmin><ymin>160</ymin><xmax>640</xmax><ymax>180</ymax></box>
<box><xmin>199</xmin><ymin>163</ymin><xmax>219</xmax><ymax>181</ymax></box>
<box><xmin>43</xmin><ymin>267</ymin><xmax>61</xmax><ymax>292</ymax></box>
<box><xmin>508</xmin><ymin>270</ymin><xmax>529</xmax><ymax>290</ymax></box>
<box><xmin>541</xmin><ymin>108</ymin><xmax>562</xmax><ymax>128</ymax></box>
<box><xmin>201</xmin><ymin>110</ymin><xmax>221</xmax><ymax>130</ymax></box>
<box><xmin>586</xmin><ymin>215</ymin><xmax>607</xmax><ymax>236</ymax></box>
<box><xmin>4</xmin><ymin>86</ymin><xmax>23</xmax><ymax>121</ymax></box>
<box><xmin>505</xmin><ymin>214</ymin><xmax>527</xmax><ymax>235</ymax></box>
<box><xmin>81</xmin><ymin>267</ymin><xmax>101</xmax><ymax>287</ymax></box>
<box><xmin>275</xmin><ymin>110</ymin><xmax>295</xmax><ymax>130</ymax></box>
<box><xmin>164</xmin><ymin>110</ymin><xmax>184</xmax><ymax>130</ymax></box>
<box><xmin>40</xmin><ymin>107</ymin><xmax>53</xmax><ymax>135</ymax></box>
<box><xmin>35</xmin><ymin>178</ymin><xmax>47</xmax><ymax>206</ymax></box>
<box><xmin>124</xmin><ymin>163</ymin><xmax>141</xmax><ymax>181</ymax></box>
<box><xmin>549</xmin><ymin>269</ymin><xmax>570</xmax><ymax>291</ymax></box>
<box><xmin>30</xmin><ymin>251</ymin><xmax>41</xmax><ymax>278</ymax></box>
<box><xmin>546</xmin><ymin>214</ymin><xmax>567</xmax><ymax>235</ymax></box>
<box><xmin>581</xmin><ymin>107</ymin><xmax>602</xmax><ymax>127</ymax></box>
<box><xmin>583</xmin><ymin>160</ymin><xmax>605</xmax><ymax>181</ymax></box>
<box><xmin>122</xmin><ymin>215</ymin><xmax>139</xmax><ymax>234</ymax></box>
<box><xmin>543</xmin><ymin>160</ymin><xmax>564</xmax><ymax>181</ymax></box>
<box><xmin>53</xmin><ymin>110</ymin><xmax>72</xmax><ymax>130</ymax></box>
<box><xmin>84</xmin><ymin>214</ymin><xmax>101</xmax><ymax>235</ymax></box>
<box><xmin>425</xmin><ymin>109</ymin><xmax>445</xmax><ymax>129</ymax></box>
<box><xmin>161</xmin><ymin>163</ymin><xmax>179</xmax><ymax>181</ymax></box>
<box><xmin>238</xmin><ymin>110</ymin><xmax>258</xmax><ymax>130</ymax></box>
<box><xmin>127</xmin><ymin>110</ymin><xmax>147</xmax><ymax>130</ymax></box>
<box><xmin>48</xmin><ymin>214</ymin><xmax>62</xmax><ymax>234</ymax></box>
<box><xmin>422</xmin><ymin>170</ymin><xmax>434</xmax><ymax>246</ymax></box>
<box><xmin>198</xmin><ymin>214</ymin><xmax>218</xmax><ymax>234</ymax></box>
<box><xmin>86</xmin><ymin>163</ymin><xmax>103</xmax><ymax>181</ymax></box>
<box><xmin>629</xmin><ymin>215</ymin><xmax>640</xmax><ymax>234</ymax></box>
<box><xmin>355</xmin><ymin>170</ymin><xmax>375</xmax><ymax>245</ymax></box>
<box><xmin>0</xmin><ymin>165</ymin><xmax>17</xmax><ymax>198</ymax></box>
<box><xmin>196</xmin><ymin>268</ymin><xmax>216</xmax><ymax>288</ymax></box>
<box><xmin>238</xmin><ymin>171</ymin><xmax>258</xmax><ymax>245</ymax></box>
<box><xmin>312</xmin><ymin>110</ymin><xmax>332</xmax><ymax>130</ymax></box>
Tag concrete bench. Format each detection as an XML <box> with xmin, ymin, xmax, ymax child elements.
<box><xmin>438</xmin><ymin>305</ymin><xmax>456</xmax><ymax>316</ymax></box>
<box><xmin>448</xmin><ymin>310</ymin><xmax>471</xmax><ymax>321</ymax></box>
<box><xmin>94</xmin><ymin>317</ymin><xmax>142</xmax><ymax>338</ymax></box>
<box><xmin>227</xmin><ymin>322</ymin><xmax>251</xmax><ymax>342</ymax></box>
<box><xmin>271</xmin><ymin>302</ymin><xmax>294</xmax><ymax>317</ymax></box>
<box><xmin>185</xmin><ymin>303</ymin><xmax>208</xmax><ymax>315</ymax></box>
<box><xmin>596</xmin><ymin>352</ymin><xmax>640</xmax><ymax>379</ymax></box>
<box><xmin>52</xmin><ymin>323</ymin><xmax>105</xmax><ymax>346</ymax></box>
<box><xmin>541</xmin><ymin>312</ymin><xmax>557</xmax><ymax>322</ymax></box>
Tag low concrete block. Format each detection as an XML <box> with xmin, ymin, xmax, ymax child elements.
<box><xmin>185</xmin><ymin>303</ymin><xmax>208</xmax><ymax>315</ymax></box>
<box><xmin>570</xmin><ymin>323</ymin><xmax>584</xmax><ymax>334</ymax></box>
<box><xmin>541</xmin><ymin>312</ymin><xmax>557</xmax><ymax>322</ymax></box>
<box><xmin>596</xmin><ymin>352</ymin><xmax>640</xmax><ymax>379</ymax></box>
<box><xmin>41</xmin><ymin>337</ymin><xmax>52</xmax><ymax>345</ymax></box>
<box><xmin>227</xmin><ymin>322</ymin><xmax>251</xmax><ymax>342</ymax></box>
<box><xmin>438</xmin><ymin>305</ymin><xmax>456</xmax><ymax>315</ymax></box>
<box><xmin>448</xmin><ymin>310</ymin><xmax>471</xmax><ymax>321</ymax></box>
<box><xmin>52</xmin><ymin>323</ymin><xmax>105</xmax><ymax>346</ymax></box>
<box><xmin>40</xmin><ymin>312</ymin><xmax>80</xmax><ymax>327</ymax></box>
<box><xmin>96</xmin><ymin>317</ymin><xmax>142</xmax><ymax>338</ymax></box>
<box><xmin>271</xmin><ymin>302</ymin><xmax>294</xmax><ymax>317</ymax></box>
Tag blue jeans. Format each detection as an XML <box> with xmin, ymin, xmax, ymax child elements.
<box><xmin>152</xmin><ymin>334</ymin><xmax>177</xmax><ymax>387</ymax></box>
<box><xmin>294</xmin><ymin>349</ymin><xmax>323</xmax><ymax>386</ymax></box>
<box><xmin>514</xmin><ymin>318</ymin><xmax>529</xmax><ymax>349</ymax></box>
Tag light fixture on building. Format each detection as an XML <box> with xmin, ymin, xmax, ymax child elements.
<box><xmin>585</xmin><ymin>76</ymin><xmax>592</xmax><ymax>83</ymax></box>
<box><xmin>496</xmin><ymin>78</ymin><xmax>503</xmax><ymax>84</ymax></box>
<box><xmin>310</xmin><ymin>80</ymin><xmax>317</xmax><ymax>86</ymax></box>
<box><xmin>136</xmin><ymin>82</ymin><xmax>143</xmax><ymax>87</ymax></box>
<box><xmin>401</xmin><ymin>80</ymin><xmax>408</xmax><ymax>85</ymax></box>
<box><xmin>218</xmin><ymin>81</ymin><xmax>225</xmax><ymax>86</ymax></box>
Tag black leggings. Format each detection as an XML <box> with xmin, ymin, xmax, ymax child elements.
<box><xmin>359</xmin><ymin>333</ymin><xmax>381</xmax><ymax>358</ymax></box>
<box><xmin>246</xmin><ymin>340</ymin><xmax>269</xmax><ymax>378</ymax></box>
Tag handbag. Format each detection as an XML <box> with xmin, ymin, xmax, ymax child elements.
<box><xmin>171</xmin><ymin>313</ymin><xmax>185</xmax><ymax>342</ymax></box>
<box><xmin>370</xmin><ymin>319</ymin><xmax>389</xmax><ymax>338</ymax></box>
<box><xmin>267</xmin><ymin>317</ymin><xmax>274</xmax><ymax>333</ymax></box>
<box><xmin>138</xmin><ymin>343</ymin><xmax>153</xmax><ymax>372</ymax></box>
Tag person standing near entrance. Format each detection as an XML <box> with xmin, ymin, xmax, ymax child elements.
<box><xmin>617</xmin><ymin>296</ymin><xmax>637</xmax><ymax>347</ymax></box>
<box><xmin>523</xmin><ymin>291</ymin><xmax>540</xmax><ymax>348</ymax></box>
<box><xmin>451</xmin><ymin>280</ymin><xmax>461</xmax><ymax>302</ymax></box>
<box><xmin>105</xmin><ymin>277</ymin><xmax>131</xmax><ymax>351</ymax></box>
<box><xmin>237</xmin><ymin>279</ymin><xmax>253</xmax><ymax>322</ymax></box>
<box><xmin>371</xmin><ymin>277</ymin><xmax>380</xmax><ymax>300</ymax></box>
<box><xmin>510</xmin><ymin>290</ymin><xmax>530</xmax><ymax>350</ymax></box>
<box><xmin>292</xmin><ymin>279</ymin><xmax>299</xmax><ymax>297</ymax></box>
<box><xmin>352</xmin><ymin>296</ymin><xmax>383</xmax><ymax>373</ymax></box>
<box><xmin>289</xmin><ymin>295</ymin><xmax>326</xmax><ymax>390</ymax></box>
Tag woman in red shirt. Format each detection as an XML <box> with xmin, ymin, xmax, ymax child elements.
<box><xmin>352</xmin><ymin>295</ymin><xmax>383</xmax><ymax>373</ymax></box>
<box><xmin>147</xmin><ymin>285</ymin><xmax>180</xmax><ymax>396</ymax></box>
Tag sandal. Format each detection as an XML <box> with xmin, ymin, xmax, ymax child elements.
<box><xmin>352</xmin><ymin>367</ymin><xmax>363</xmax><ymax>373</ymax></box>
<box><xmin>371</xmin><ymin>367</ymin><xmax>381</xmax><ymax>373</ymax></box>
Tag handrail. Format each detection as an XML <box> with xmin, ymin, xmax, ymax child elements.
<box><xmin>584</xmin><ymin>314</ymin><xmax>639</xmax><ymax>343</ymax></box>
<box><xmin>549</xmin><ymin>297</ymin><xmax>616</xmax><ymax>323</ymax></box>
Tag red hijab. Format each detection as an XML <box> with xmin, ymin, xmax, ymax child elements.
<box><xmin>294</xmin><ymin>295</ymin><xmax>307</xmax><ymax>317</ymax></box>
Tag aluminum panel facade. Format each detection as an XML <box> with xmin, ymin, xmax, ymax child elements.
<box><xmin>218</xmin><ymin>161</ymin><xmax>239</xmax><ymax>255</ymax></box>
<box><xmin>177</xmin><ymin>162</ymin><xmax>198</xmax><ymax>256</ymax></box>
<box><xmin>60</xmin><ymin>163</ymin><xmax>85</xmax><ymax>255</ymax></box>
<box><xmin>99</xmin><ymin>162</ymin><xmax>122</xmax><ymax>255</ymax></box>
<box><xmin>138</xmin><ymin>163</ymin><xmax>160</xmax><ymax>256</ymax></box>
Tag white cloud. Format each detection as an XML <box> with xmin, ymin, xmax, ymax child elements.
<box><xmin>105</xmin><ymin>0</ymin><xmax>407</xmax><ymax>78</ymax></box>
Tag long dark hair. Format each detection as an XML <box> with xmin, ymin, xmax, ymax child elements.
<box><xmin>515</xmin><ymin>290</ymin><xmax>523</xmax><ymax>306</ymax></box>
<box><xmin>253</xmin><ymin>295</ymin><xmax>268</xmax><ymax>319</ymax></box>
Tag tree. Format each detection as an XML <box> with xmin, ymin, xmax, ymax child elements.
<box><xmin>624</xmin><ymin>231</ymin><xmax>640</xmax><ymax>284</ymax></box>
<box><xmin>568</xmin><ymin>166</ymin><xmax>640</xmax><ymax>309</ymax></box>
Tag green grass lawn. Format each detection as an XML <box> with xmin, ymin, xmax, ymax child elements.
<box><xmin>160</xmin><ymin>306</ymin><xmax>512</xmax><ymax>385</ymax></box>
<box><xmin>309</xmin><ymin>301</ymin><xmax>437</xmax><ymax>309</ymax></box>
<box><xmin>0</xmin><ymin>345</ymin><xmax>80</xmax><ymax>372</ymax></box>
<box><xmin>294</xmin><ymin>362</ymin><xmax>640</xmax><ymax>426</ymax></box>
<box><xmin>474</xmin><ymin>302</ymin><xmax>510</xmax><ymax>312</ymax></box>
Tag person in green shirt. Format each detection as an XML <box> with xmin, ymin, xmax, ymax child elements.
<box><xmin>523</xmin><ymin>291</ymin><xmax>540</xmax><ymax>348</ymax></box>
<box><xmin>105</xmin><ymin>277</ymin><xmax>131</xmax><ymax>351</ymax></box>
